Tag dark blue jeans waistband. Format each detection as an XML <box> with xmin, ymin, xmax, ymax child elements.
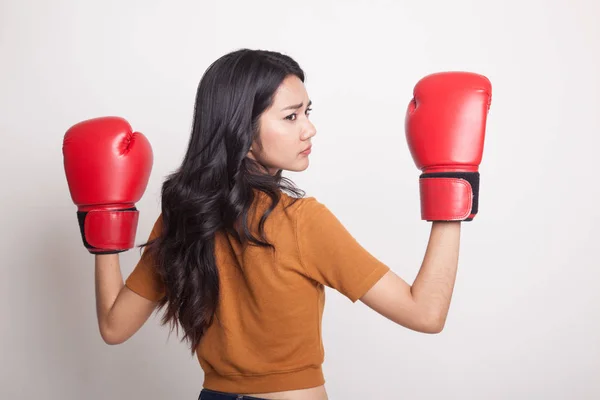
<box><xmin>199</xmin><ymin>388</ymin><xmax>268</xmax><ymax>400</ymax></box>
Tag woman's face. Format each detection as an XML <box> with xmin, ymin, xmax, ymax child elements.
<box><xmin>248</xmin><ymin>75</ymin><xmax>316</xmax><ymax>174</ymax></box>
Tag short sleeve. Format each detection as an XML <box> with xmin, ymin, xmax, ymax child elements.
<box><xmin>125</xmin><ymin>215</ymin><xmax>166</xmax><ymax>302</ymax></box>
<box><xmin>295</xmin><ymin>198</ymin><xmax>390</xmax><ymax>303</ymax></box>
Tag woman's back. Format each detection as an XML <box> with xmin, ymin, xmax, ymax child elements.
<box><xmin>126</xmin><ymin>191</ymin><xmax>390</xmax><ymax>398</ymax></box>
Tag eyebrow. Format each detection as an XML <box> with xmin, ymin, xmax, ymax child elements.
<box><xmin>280</xmin><ymin>100</ymin><xmax>312</xmax><ymax>111</ymax></box>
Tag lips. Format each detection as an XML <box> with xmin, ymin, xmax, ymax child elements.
<box><xmin>301</xmin><ymin>146</ymin><xmax>312</xmax><ymax>154</ymax></box>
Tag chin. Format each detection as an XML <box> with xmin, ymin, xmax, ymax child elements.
<box><xmin>286</xmin><ymin>162</ymin><xmax>310</xmax><ymax>172</ymax></box>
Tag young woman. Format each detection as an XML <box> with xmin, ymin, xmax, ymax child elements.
<box><xmin>64</xmin><ymin>48</ymin><xmax>490</xmax><ymax>400</ymax></box>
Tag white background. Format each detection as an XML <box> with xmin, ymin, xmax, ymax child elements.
<box><xmin>2</xmin><ymin>0</ymin><xmax>599</xmax><ymax>399</ymax></box>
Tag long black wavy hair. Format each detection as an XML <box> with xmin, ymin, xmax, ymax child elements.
<box><xmin>140</xmin><ymin>49</ymin><xmax>306</xmax><ymax>354</ymax></box>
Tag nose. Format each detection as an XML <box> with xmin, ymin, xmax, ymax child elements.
<box><xmin>301</xmin><ymin>120</ymin><xmax>317</xmax><ymax>140</ymax></box>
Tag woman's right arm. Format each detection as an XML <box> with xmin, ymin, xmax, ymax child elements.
<box><xmin>359</xmin><ymin>221</ymin><xmax>461</xmax><ymax>334</ymax></box>
<box><xmin>95</xmin><ymin>254</ymin><xmax>158</xmax><ymax>345</ymax></box>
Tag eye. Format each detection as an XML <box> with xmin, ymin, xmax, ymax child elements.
<box><xmin>285</xmin><ymin>107</ymin><xmax>312</xmax><ymax>121</ymax></box>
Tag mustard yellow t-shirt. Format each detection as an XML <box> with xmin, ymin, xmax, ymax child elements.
<box><xmin>125</xmin><ymin>191</ymin><xmax>390</xmax><ymax>393</ymax></box>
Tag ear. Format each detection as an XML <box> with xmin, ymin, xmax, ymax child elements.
<box><xmin>248</xmin><ymin>136</ymin><xmax>261</xmax><ymax>157</ymax></box>
<box><xmin>247</xmin><ymin>145</ymin><xmax>256</xmax><ymax>160</ymax></box>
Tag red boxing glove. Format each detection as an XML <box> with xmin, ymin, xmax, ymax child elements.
<box><xmin>405</xmin><ymin>72</ymin><xmax>492</xmax><ymax>221</ymax></box>
<box><xmin>63</xmin><ymin>117</ymin><xmax>153</xmax><ymax>253</ymax></box>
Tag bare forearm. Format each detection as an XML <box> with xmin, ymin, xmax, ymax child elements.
<box><xmin>95</xmin><ymin>254</ymin><xmax>124</xmax><ymax>336</ymax></box>
<box><xmin>411</xmin><ymin>221</ymin><xmax>461</xmax><ymax>329</ymax></box>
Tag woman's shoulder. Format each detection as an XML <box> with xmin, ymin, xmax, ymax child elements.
<box><xmin>250</xmin><ymin>190</ymin><xmax>329</xmax><ymax>226</ymax></box>
<box><xmin>278</xmin><ymin>192</ymin><xmax>334</xmax><ymax>224</ymax></box>
<box><xmin>279</xmin><ymin>191</ymin><xmax>320</xmax><ymax>211</ymax></box>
